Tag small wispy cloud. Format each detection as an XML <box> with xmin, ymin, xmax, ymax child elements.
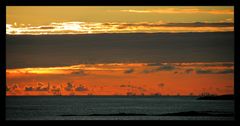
<box><xmin>143</xmin><ymin>64</ymin><xmax>176</xmax><ymax>73</ymax></box>
<box><xmin>156</xmin><ymin>64</ymin><xmax>176</xmax><ymax>71</ymax></box>
<box><xmin>124</xmin><ymin>68</ymin><xmax>134</xmax><ymax>74</ymax></box>
<box><xmin>120</xmin><ymin>8</ymin><xmax>233</xmax><ymax>15</ymax></box>
<box><xmin>70</xmin><ymin>70</ymin><xmax>86</xmax><ymax>76</ymax></box>
<box><xmin>175</xmin><ymin>62</ymin><xmax>234</xmax><ymax>67</ymax></box>
<box><xmin>75</xmin><ymin>85</ymin><xmax>88</xmax><ymax>92</ymax></box>
<box><xmin>120</xmin><ymin>84</ymin><xmax>146</xmax><ymax>92</ymax></box>
<box><xmin>158</xmin><ymin>83</ymin><xmax>165</xmax><ymax>88</ymax></box>
<box><xmin>196</xmin><ymin>69</ymin><xmax>234</xmax><ymax>74</ymax></box>
<box><xmin>185</xmin><ymin>69</ymin><xmax>194</xmax><ymax>74</ymax></box>
<box><xmin>65</xmin><ymin>82</ymin><xmax>74</xmax><ymax>91</ymax></box>
<box><xmin>220</xmin><ymin>18</ymin><xmax>234</xmax><ymax>23</ymax></box>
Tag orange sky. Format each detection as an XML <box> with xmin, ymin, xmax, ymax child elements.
<box><xmin>6</xmin><ymin>6</ymin><xmax>234</xmax><ymax>35</ymax></box>
<box><xmin>6</xmin><ymin>62</ymin><xmax>234</xmax><ymax>96</ymax></box>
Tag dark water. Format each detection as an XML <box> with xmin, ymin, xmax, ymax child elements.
<box><xmin>6</xmin><ymin>96</ymin><xmax>234</xmax><ymax>120</ymax></box>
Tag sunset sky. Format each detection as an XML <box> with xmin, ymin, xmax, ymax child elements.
<box><xmin>6</xmin><ymin>6</ymin><xmax>234</xmax><ymax>96</ymax></box>
<box><xmin>7</xmin><ymin>6</ymin><xmax>234</xmax><ymax>34</ymax></box>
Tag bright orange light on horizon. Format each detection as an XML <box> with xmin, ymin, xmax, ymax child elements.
<box><xmin>6</xmin><ymin>62</ymin><xmax>234</xmax><ymax>96</ymax></box>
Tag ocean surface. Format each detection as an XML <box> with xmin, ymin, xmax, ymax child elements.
<box><xmin>6</xmin><ymin>96</ymin><xmax>234</xmax><ymax>120</ymax></box>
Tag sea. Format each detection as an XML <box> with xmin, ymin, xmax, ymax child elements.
<box><xmin>6</xmin><ymin>96</ymin><xmax>234</xmax><ymax>120</ymax></box>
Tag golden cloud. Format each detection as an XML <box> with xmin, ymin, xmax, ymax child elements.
<box><xmin>6</xmin><ymin>21</ymin><xmax>233</xmax><ymax>35</ymax></box>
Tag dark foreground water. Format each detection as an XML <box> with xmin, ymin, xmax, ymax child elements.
<box><xmin>6</xmin><ymin>96</ymin><xmax>234</xmax><ymax>120</ymax></box>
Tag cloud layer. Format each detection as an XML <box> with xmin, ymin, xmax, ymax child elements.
<box><xmin>6</xmin><ymin>21</ymin><xmax>233</xmax><ymax>35</ymax></box>
<box><xmin>6</xmin><ymin>62</ymin><xmax>234</xmax><ymax>96</ymax></box>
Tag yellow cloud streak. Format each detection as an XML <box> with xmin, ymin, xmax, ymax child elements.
<box><xmin>6</xmin><ymin>62</ymin><xmax>233</xmax><ymax>75</ymax></box>
<box><xmin>6</xmin><ymin>63</ymin><xmax>148</xmax><ymax>75</ymax></box>
<box><xmin>120</xmin><ymin>8</ymin><xmax>233</xmax><ymax>15</ymax></box>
